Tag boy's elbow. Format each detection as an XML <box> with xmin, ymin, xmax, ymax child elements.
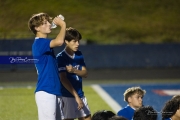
<box><xmin>84</xmin><ymin>72</ymin><xmax>88</xmax><ymax>78</ymax></box>
<box><xmin>50</xmin><ymin>39</ymin><xmax>64</xmax><ymax>48</ymax></box>
<box><xmin>57</xmin><ymin>40</ymin><xmax>64</xmax><ymax>46</ymax></box>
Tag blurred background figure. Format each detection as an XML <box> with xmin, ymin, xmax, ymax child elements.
<box><xmin>92</xmin><ymin>110</ymin><xmax>115</xmax><ymax>120</ymax></box>
<box><xmin>133</xmin><ymin>105</ymin><xmax>157</xmax><ymax>120</ymax></box>
<box><xmin>161</xmin><ymin>98</ymin><xmax>180</xmax><ymax>120</ymax></box>
<box><xmin>109</xmin><ymin>115</ymin><xmax>127</xmax><ymax>120</ymax></box>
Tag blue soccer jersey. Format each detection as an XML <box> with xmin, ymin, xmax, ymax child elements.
<box><xmin>32</xmin><ymin>38</ymin><xmax>61</xmax><ymax>96</ymax></box>
<box><xmin>164</xmin><ymin>118</ymin><xmax>171</xmax><ymax>120</ymax></box>
<box><xmin>56</xmin><ymin>50</ymin><xmax>86</xmax><ymax>98</ymax></box>
<box><xmin>117</xmin><ymin>105</ymin><xmax>135</xmax><ymax>120</ymax></box>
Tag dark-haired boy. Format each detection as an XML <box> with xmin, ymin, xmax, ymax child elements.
<box><xmin>133</xmin><ymin>105</ymin><xmax>157</xmax><ymax>120</ymax></box>
<box><xmin>162</xmin><ymin>98</ymin><xmax>180</xmax><ymax>120</ymax></box>
<box><xmin>56</xmin><ymin>27</ymin><xmax>91</xmax><ymax>120</ymax></box>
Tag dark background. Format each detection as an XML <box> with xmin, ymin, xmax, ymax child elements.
<box><xmin>0</xmin><ymin>40</ymin><xmax>180</xmax><ymax>82</ymax></box>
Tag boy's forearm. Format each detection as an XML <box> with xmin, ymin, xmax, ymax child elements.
<box><xmin>73</xmin><ymin>69</ymin><xmax>88</xmax><ymax>78</ymax></box>
<box><xmin>53</xmin><ymin>24</ymin><xmax>66</xmax><ymax>46</ymax></box>
<box><xmin>61</xmin><ymin>76</ymin><xmax>79</xmax><ymax>97</ymax></box>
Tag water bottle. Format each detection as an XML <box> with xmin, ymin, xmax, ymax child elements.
<box><xmin>51</xmin><ymin>14</ymin><xmax>65</xmax><ymax>29</ymax></box>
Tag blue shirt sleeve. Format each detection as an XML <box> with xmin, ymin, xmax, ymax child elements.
<box><xmin>80</xmin><ymin>55</ymin><xmax>86</xmax><ymax>67</ymax></box>
<box><xmin>57</xmin><ymin>54</ymin><xmax>67</xmax><ymax>73</ymax></box>
<box><xmin>35</xmin><ymin>38</ymin><xmax>51</xmax><ymax>56</ymax></box>
<box><xmin>117</xmin><ymin>109</ymin><xmax>128</xmax><ymax>117</ymax></box>
<box><xmin>117</xmin><ymin>106</ymin><xmax>135</xmax><ymax>120</ymax></box>
<box><xmin>77</xmin><ymin>51</ymin><xmax>86</xmax><ymax>68</ymax></box>
<box><xmin>39</xmin><ymin>39</ymin><xmax>51</xmax><ymax>55</ymax></box>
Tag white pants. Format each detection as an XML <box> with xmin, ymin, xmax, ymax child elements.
<box><xmin>60</xmin><ymin>96</ymin><xmax>91</xmax><ymax>119</ymax></box>
<box><xmin>35</xmin><ymin>91</ymin><xmax>62</xmax><ymax>120</ymax></box>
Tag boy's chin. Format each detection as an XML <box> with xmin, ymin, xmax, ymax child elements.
<box><xmin>47</xmin><ymin>29</ymin><xmax>51</xmax><ymax>33</ymax></box>
<box><xmin>73</xmin><ymin>48</ymin><xmax>78</xmax><ymax>52</ymax></box>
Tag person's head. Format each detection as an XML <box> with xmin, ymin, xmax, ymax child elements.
<box><xmin>162</xmin><ymin>99</ymin><xmax>180</xmax><ymax>120</ymax></box>
<box><xmin>92</xmin><ymin>110</ymin><xmax>115</xmax><ymax>120</ymax></box>
<box><xmin>108</xmin><ymin>115</ymin><xmax>127</xmax><ymax>120</ymax></box>
<box><xmin>28</xmin><ymin>12</ymin><xmax>52</xmax><ymax>35</ymax></box>
<box><xmin>133</xmin><ymin>106</ymin><xmax>157</xmax><ymax>120</ymax></box>
<box><xmin>172</xmin><ymin>95</ymin><xmax>180</xmax><ymax>101</ymax></box>
<box><xmin>123</xmin><ymin>86</ymin><xmax>146</xmax><ymax>109</ymax></box>
<box><xmin>64</xmin><ymin>27</ymin><xmax>82</xmax><ymax>52</ymax></box>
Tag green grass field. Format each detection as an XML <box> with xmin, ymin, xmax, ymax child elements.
<box><xmin>0</xmin><ymin>84</ymin><xmax>112</xmax><ymax>120</ymax></box>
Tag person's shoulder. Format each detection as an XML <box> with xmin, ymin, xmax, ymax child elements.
<box><xmin>36</xmin><ymin>37</ymin><xmax>50</xmax><ymax>41</ymax></box>
<box><xmin>117</xmin><ymin>105</ymin><xmax>133</xmax><ymax>114</ymax></box>
<box><xmin>56</xmin><ymin>50</ymin><xmax>65</xmax><ymax>57</ymax></box>
<box><xmin>164</xmin><ymin>118</ymin><xmax>171</xmax><ymax>120</ymax></box>
<box><xmin>117</xmin><ymin>106</ymin><xmax>134</xmax><ymax>120</ymax></box>
<box><xmin>34</xmin><ymin>38</ymin><xmax>51</xmax><ymax>44</ymax></box>
<box><xmin>56</xmin><ymin>50</ymin><xmax>66</xmax><ymax>58</ymax></box>
<box><xmin>123</xmin><ymin>105</ymin><xmax>132</xmax><ymax>110</ymax></box>
<box><xmin>75</xmin><ymin>50</ymin><xmax>83</xmax><ymax>55</ymax></box>
<box><xmin>117</xmin><ymin>107</ymin><xmax>127</xmax><ymax>114</ymax></box>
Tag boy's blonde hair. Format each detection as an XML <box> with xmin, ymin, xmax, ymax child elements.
<box><xmin>28</xmin><ymin>12</ymin><xmax>52</xmax><ymax>35</ymax></box>
<box><xmin>123</xmin><ymin>86</ymin><xmax>146</xmax><ymax>102</ymax></box>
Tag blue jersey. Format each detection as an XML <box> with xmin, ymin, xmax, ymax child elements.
<box><xmin>56</xmin><ymin>50</ymin><xmax>86</xmax><ymax>98</ymax></box>
<box><xmin>32</xmin><ymin>38</ymin><xmax>61</xmax><ymax>96</ymax></box>
<box><xmin>164</xmin><ymin>118</ymin><xmax>171</xmax><ymax>120</ymax></box>
<box><xmin>117</xmin><ymin>105</ymin><xmax>135</xmax><ymax>120</ymax></box>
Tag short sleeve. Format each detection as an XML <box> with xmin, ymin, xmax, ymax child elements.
<box><xmin>37</xmin><ymin>39</ymin><xmax>51</xmax><ymax>55</ymax></box>
<box><xmin>78</xmin><ymin>51</ymin><xmax>86</xmax><ymax>67</ymax></box>
<box><xmin>80</xmin><ymin>56</ymin><xmax>86</xmax><ymax>67</ymax></box>
<box><xmin>57</xmin><ymin>54</ymin><xmax>67</xmax><ymax>73</ymax></box>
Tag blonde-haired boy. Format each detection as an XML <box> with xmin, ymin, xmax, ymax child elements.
<box><xmin>117</xmin><ymin>87</ymin><xmax>146</xmax><ymax>120</ymax></box>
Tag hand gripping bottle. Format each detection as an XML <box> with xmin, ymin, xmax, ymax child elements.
<box><xmin>51</xmin><ymin>14</ymin><xmax>65</xmax><ymax>29</ymax></box>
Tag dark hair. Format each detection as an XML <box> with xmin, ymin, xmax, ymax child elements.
<box><xmin>28</xmin><ymin>12</ymin><xmax>52</xmax><ymax>35</ymax></box>
<box><xmin>172</xmin><ymin>95</ymin><xmax>180</xmax><ymax>101</ymax></box>
<box><xmin>133</xmin><ymin>106</ymin><xmax>157</xmax><ymax>120</ymax></box>
<box><xmin>162</xmin><ymin>99</ymin><xmax>180</xmax><ymax>119</ymax></box>
<box><xmin>108</xmin><ymin>115</ymin><xmax>127</xmax><ymax>120</ymax></box>
<box><xmin>92</xmin><ymin>110</ymin><xmax>115</xmax><ymax>120</ymax></box>
<box><xmin>65</xmin><ymin>27</ymin><xmax>82</xmax><ymax>42</ymax></box>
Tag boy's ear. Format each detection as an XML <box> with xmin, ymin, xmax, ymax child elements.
<box><xmin>65</xmin><ymin>40</ymin><xmax>68</xmax><ymax>44</ymax></box>
<box><xmin>177</xmin><ymin>109</ymin><xmax>179</xmax><ymax>112</ymax></box>
<box><xmin>35</xmin><ymin>26</ymin><xmax>39</xmax><ymax>32</ymax></box>
<box><xmin>128</xmin><ymin>97</ymin><xmax>132</xmax><ymax>103</ymax></box>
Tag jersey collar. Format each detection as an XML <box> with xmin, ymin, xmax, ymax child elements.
<box><xmin>64</xmin><ymin>49</ymin><xmax>75</xmax><ymax>59</ymax></box>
